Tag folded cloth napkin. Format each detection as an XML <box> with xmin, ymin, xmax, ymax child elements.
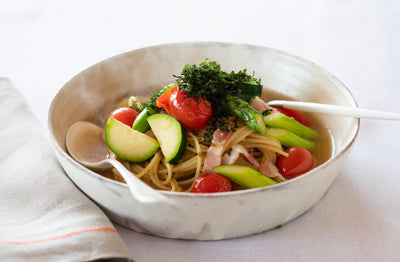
<box><xmin>0</xmin><ymin>78</ymin><xmax>135</xmax><ymax>262</ymax></box>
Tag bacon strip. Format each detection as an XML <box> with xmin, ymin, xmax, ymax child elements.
<box><xmin>202</xmin><ymin>129</ymin><xmax>232</xmax><ymax>174</ymax></box>
<box><xmin>222</xmin><ymin>144</ymin><xmax>260</xmax><ymax>168</ymax></box>
<box><xmin>258</xmin><ymin>160</ymin><xmax>286</xmax><ymax>182</ymax></box>
<box><xmin>249</xmin><ymin>97</ymin><xmax>271</xmax><ymax>113</ymax></box>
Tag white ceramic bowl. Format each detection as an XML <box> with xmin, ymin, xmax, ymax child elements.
<box><xmin>48</xmin><ymin>42</ymin><xmax>359</xmax><ymax>240</ymax></box>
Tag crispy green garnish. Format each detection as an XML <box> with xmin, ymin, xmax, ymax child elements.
<box><xmin>146</xmin><ymin>84</ymin><xmax>175</xmax><ymax>113</ymax></box>
<box><xmin>262</xmin><ymin>108</ymin><xmax>273</xmax><ymax>116</ymax></box>
<box><xmin>174</xmin><ymin>59</ymin><xmax>262</xmax><ymax>118</ymax></box>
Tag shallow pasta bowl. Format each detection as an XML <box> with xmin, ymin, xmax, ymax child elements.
<box><xmin>48</xmin><ymin>42</ymin><xmax>359</xmax><ymax>240</ymax></box>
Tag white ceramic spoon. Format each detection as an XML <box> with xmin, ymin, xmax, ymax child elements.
<box><xmin>267</xmin><ymin>100</ymin><xmax>400</xmax><ymax>120</ymax></box>
<box><xmin>65</xmin><ymin>121</ymin><xmax>170</xmax><ymax>204</ymax></box>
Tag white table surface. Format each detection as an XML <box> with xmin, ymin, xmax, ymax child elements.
<box><xmin>1</xmin><ymin>1</ymin><xmax>400</xmax><ymax>261</ymax></box>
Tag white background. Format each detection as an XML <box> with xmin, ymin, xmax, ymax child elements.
<box><xmin>1</xmin><ymin>1</ymin><xmax>400</xmax><ymax>261</ymax></box>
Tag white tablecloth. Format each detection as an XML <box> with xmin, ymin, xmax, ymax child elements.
<box><xmin>1</xmin><ymin>1</ymin><xmax>399</xmax><ymax>261</ymax></box>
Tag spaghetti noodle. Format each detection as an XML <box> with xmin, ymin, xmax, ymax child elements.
<box><xmin>98</xmin><ymin>60</ymin><xmax>317</xmax><ymax>192</ymax></box>
<box><xmin>107</xmin><ymin>113</ymin><xmax>286</xmax><ymax>192</ymax></box>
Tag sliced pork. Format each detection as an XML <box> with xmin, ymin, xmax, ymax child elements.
<box><xmin>249</xmin><ymin>97</ymin><xmax>271</xmax><ymax>113</ymax></box>
<box><xmin>222</xmin><ymin>144</ymin><xmax>260</xmax><ymax>168</ymax></box>
<box><xmin>202</xmin><ymin>129</ymin><xmax>232</xmax><ymax>174</ymax></box>
<box><xmin>258</xmin><ymin>160</ymin><xmax>286</xmax><ymax>182</ymax></box>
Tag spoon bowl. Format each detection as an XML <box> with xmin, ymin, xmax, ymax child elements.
<box><xmin>65</xmin><ymin>121</ymin><xmax>170</xmax><ymax>204</ymax></box>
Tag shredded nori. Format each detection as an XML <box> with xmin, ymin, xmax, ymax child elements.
<box><xmin>174</xmin><ymin>59</ymin><xmax>262</xmax><ymax>119</ymax></box>
<box><xmin>262</xmin><ymin>108</ymin><xmax>274</xmax><ymax>116</ymax></box>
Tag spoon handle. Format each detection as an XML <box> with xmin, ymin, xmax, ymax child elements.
<box><xmin>267</xmin><ymin>100</ymin><xmax>400</xmax><ymax>120</ymax></box>
<box><xmin>106</xmin><ymin>159</ymin><xmax>170</xmax><ymax>204</ymax></box>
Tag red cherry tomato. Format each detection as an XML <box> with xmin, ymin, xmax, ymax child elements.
<box><xmin>156</xmin><ymin>86</ymin><xmax>212</xmax><ymax>131</ymax></box>
<box><xmin>108</xmin><ymin>107</ymin><xmax>139</xmax><ymax>127</ymax></box>
<box><xmin>192</xmin><ymin>173</ymin><xmax>232</xmax><ymax>193</ymax></box>
<box><xmin>277</xmin><ymin>147</ymin><xmax>315</xmax><ymax>179</ymax></box>
<box><xmin>273</xmin><ymin>107</ymin><xmax>309</xmax><ymax>126</ymax></box>
<box><xmin>155</xmin><ymin>86</ymin><xmax>177</xmax><ymax>110</ymax></box>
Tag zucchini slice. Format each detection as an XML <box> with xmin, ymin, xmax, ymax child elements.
<box><xmin>147</xmin><ymin>114</ymin><xmax>186</xmax><ymax>164</ymax></box>
<box><xmin>105</xmin><ymin>117</ymin><xmax>159</xmax><ymax>162</ymax></box>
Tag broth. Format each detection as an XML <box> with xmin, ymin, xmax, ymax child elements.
<box><xmin>262</xmin><ymin>89</ymin><xmax>333</xmax><ymax>166</ymax></box>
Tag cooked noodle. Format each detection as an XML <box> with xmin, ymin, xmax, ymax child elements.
<box><xmin>108</xmin><ymin>117</ymin><xmax>286</xmax><ymax>192</ymax></box>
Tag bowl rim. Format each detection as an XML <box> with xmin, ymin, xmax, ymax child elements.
<box><xmin>48</xmin><ymin>41</ymin><xmax>360</xmax><ymax>199</ymax></box>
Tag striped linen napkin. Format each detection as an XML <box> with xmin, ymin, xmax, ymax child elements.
<box><xmin>0</xmin><ymin>78</ymin><xmax>135</xmax><ymax>261</ymax></box>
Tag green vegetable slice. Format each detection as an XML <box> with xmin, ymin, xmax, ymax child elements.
<box><xmin>226</xmin><ymin>95</ymin><xmax>267</xmax><ymax>135</ymax></box>
<box><xmin>236</xmin><ymin>81</ymin><xmax>263</xmax><ymax>102</ymax></box>
<box><xmin>266</xmin><ymin>128</ymin><xmax>314</xmax><ymax>149</ymax></box>
<box><xmin>147</xmin><ymin>114</ymin><xmax>186</xmax><ymax>164</ymax></box>
<box><xmin>263</xmin><ymin>112</ymin><xmax>317</xmax><ymax>139</ymax></box>
<box><xmin>105</xmin><ymin>117</ymin><xmax>159</xmax><ymax>162</ymax></box>
<box><xmin>213</xmin><ymin>165</ymin><xmax>277</xmax><ymax>188</ymax></box>
<box><xmin>132</xmin><ymin>84</ymin><xmax>175</xmax><ymax>132</ymax></box>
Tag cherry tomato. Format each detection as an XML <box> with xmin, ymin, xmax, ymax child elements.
<box><xmin>108</xmin><ymin>107</ymin><xmax>139</xmax><ymax>127</ymax></box>
<box><xmin>155</xmin><ymin>86</ymin><xmax>177</xmax><ymax>110</ymax></box>
<box><xmin>273</xmin><ymin>107</ymin><xmax>309</xmax><ymax>126</ymax></box>
<box><xmin>192</xmin><ymin>173</ymin><xmax>232</xmax><ymax>193</ymax></box>
<box><xmin>276</xmin><ymin>147</ymin><xmax>315</xmax><ymax>179</ymax></box>
<box><xmin>156</xmin><ymin>86</ymin><xmax>212</xmax><ymax>131</ymax></box>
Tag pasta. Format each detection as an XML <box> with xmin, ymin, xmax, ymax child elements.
<box><xmin>99</xmin><ymin>60</ymin><xmax>318</xmax><ymax>193</ymax></box>
<box><xmin>107</xmin><ymin>114</ymin><xmax>286</xmax><ymax>192</ymax></box>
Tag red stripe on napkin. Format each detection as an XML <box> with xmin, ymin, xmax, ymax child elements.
<box><xmin>0</xmin><ymin>227</ymin><xmax>118</xmax><ymax>244</ymax></box>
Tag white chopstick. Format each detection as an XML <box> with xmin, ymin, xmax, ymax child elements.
<box><xmin>267</xmin><ymin>100</ymin><xmax>400</xmax><ymax>120</ymax></box>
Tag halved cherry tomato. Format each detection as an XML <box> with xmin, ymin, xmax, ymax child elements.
<box><xmin>108</xmin><ymin>107</ymin><xmax>139</xmax><ymax>127</ymax></box>
<box><xmin>192</xmin><ymin>173</ymin><xmax>232</xmax><ymax>193</ymax></box>
<box><xmin>155</xmin><ymin>86</ymin><xmax>177</xmax><ymax>110</ymax></box>
<box><xmin>273</xmin><ymin>107</ymin><xmax>309</xmax><ymax>126</ymax></box>
<box><xmin>276</xmin><ymin>147</ymin><xmax>315</xmax><ymax>179</ymax></box>
<box><xmin>156</xmin><ymin>86</ymin><xmax>212</xmax><ymax>131</ymax></box>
